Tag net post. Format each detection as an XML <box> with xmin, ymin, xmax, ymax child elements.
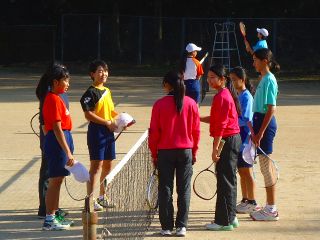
<box><xmin>82</xmin><ymin>195</ymin><xmax>98</xmax><ymax>240</ymax></box>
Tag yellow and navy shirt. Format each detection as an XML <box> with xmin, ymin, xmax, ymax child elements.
<box><xmin>80</xmin><ymin>85</ymin><xmax>117</xmax><ymax>121</ymax></box>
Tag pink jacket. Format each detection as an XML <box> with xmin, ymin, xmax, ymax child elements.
<box><xmin>148</xmin><ymin>95</ymin><xmax>200</xmax><ymax>160</ymax></box>
<box><xmin>210</xmin><ymin>88</ymin><xmax>240</xmax><ymax>138</ymax></box>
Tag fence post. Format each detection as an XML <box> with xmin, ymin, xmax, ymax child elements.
<box><xmin>138</xmin><ymin>17</ymin><xmax>142</xmax><ymax>65</ymax></box>
<box><xmin>60</xmin><ymin>14</ymin><xmax>64</xmax><ymax>63</ymax></box>
<box><xmin>272</xmin><ymin>19</ymin><xmax>277</xmax><ymax>56</ymax></box>
<box><xmin>97</xmin><ymin>15</ymin><xmax>101</xmax><ymax>59</ymax></box>
<box><xmin>181</xmin><ymin>18</ymin><xmax>186</xmax><ymax>54</ymax></box>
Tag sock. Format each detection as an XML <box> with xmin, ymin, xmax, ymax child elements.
<box><xmin>247</xmin><ymin>200</ymin><xmax>257</xmax><ymax>205</ymax></box>
<box><xmin>241</xmin><ymin>198</ymin><xmax>248</xmax><ymax>203</ymax></box>
<box><xmin>45</xmin><ymin>214</ymin><xmax>55</xmax><ymax>221</ymax></box>
<box><xmin>265</xmin><ymin>204</ymin><xmax>277</xmax><ymax>213</ymax></box>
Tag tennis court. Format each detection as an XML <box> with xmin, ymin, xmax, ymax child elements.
<box><xmin>0</xmin><ymin>71</ymin><xmax>319</xmax><ymax>239</ymax></box>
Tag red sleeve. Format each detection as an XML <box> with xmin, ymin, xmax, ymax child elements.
<box><xmin>192</xmin><ymin>104</ymin><xmax>200</xmax><ymax>158</ymax></box>
<box><xmin>148</xmin><ymin>102</ymin><xmax>160</xmax><ymax>160</ymax></box>
<box><xmin>195</xmin><ymin>59</ymin><xmax>204</xmax><ymax>79</ymax></box>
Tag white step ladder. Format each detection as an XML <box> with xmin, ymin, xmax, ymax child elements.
<box><xmin>210</xmin><ymin>21</ymin><xmax>241</xmax><ymax>70</ymax></box>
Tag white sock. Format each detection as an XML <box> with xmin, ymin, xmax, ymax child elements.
<box><xmin>265</xmin><ymin>204</ymin><xmax>277</xmax><ymax>213</ymax></box>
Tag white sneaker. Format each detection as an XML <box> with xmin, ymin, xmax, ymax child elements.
<box><xmin>160</xmin><ymin>229</ymin><xmax>172</xmax><ymax>236</ymax></box>
<box><xmin>42</xmin><ymin>217</ymin><xmax>70</xmax><ymax>231</ymax></box>
<box><xmin>94</xmin><ymin>200</ymin><xmax>103</xmax><ymax>212</ymax></box>
<box><xmin>237</xmin><ymin>202</ymin><xmax>261</xmax><ymax>214</ymax></box>
<box><xmin>250</xmin><ymin>207</ymin><xmax>279</xmax><ymax>221</ymax></box>
<box><xmin>176</xmin><ymin>227</ymin><xmax>186</xmax><ymax>236</ymax></box>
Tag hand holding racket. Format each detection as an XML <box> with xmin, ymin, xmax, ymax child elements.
<box><xmin>146</xmin><ymin>169</ymin><xmax>159</xmax><ymax>209</ymax></box>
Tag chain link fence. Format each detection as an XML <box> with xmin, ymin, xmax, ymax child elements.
<box><xmin>1</xmin><ymin>16</ymin><xmax>319</xmax><ymax>73</ymax></box>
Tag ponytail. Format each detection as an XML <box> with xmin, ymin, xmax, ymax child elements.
<box><xmin>36</xmin><ymin>63</ymin><xmax>70</xmax><ymax>101</ymax></box>
<box><xmin>163</xmin><ymin>71</ymin><xmax>185</xmax><ymax>113</ymax></box>
<box><xmin>209</xmin><ymin>64</ymin><xmax>241</xmax><ymax>115</ymax></box>
<box><xmin>254</xmin><ymin>48</ymin><xmax>280</xmax><ymax>73</ymax></box>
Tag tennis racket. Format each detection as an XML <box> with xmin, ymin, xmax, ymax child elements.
<box><xmin>30</xmin><ymin>112</ymin><xmax>40</xmax><ymax>138</ymax></box>
<box><xmin>193</xmin><ymin>140</ymin><xmax>225</xmax><ymax>200</ymax></box>
<box><xmin>146</xmin><ymin>169</ymin><xmax>159</xmax><ymax>209</ymax></box>
<box><xmin>255</xmin><ymin>146</ymin><xmax>280</xmax><ymax>188</ymax></box>
<box><xmin>200</xmin><ymin>52</ymin><xmax>209</xmax><ymax>103</ymax></box>
<box><xmin>239</xmin><ymin>21</ymin><xmax>247</xmax><ymax>41</ymax></box>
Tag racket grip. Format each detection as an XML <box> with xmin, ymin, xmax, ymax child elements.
<box><xmin>217</xmin><ymin>139</ymin><xmax>225</xmax><ymax>156</ymax></box>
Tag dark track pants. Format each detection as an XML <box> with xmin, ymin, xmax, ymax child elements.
<box><xmin>157</xmin><ymin>149</ymin><xmax>193</xmax><ymax>230</ymax></box>
<box><xmin>214</xmin><ymin>134</ymin><xmax>241</xmax><ymax>226</ymax></box>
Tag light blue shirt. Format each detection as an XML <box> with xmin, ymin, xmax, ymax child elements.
<box><xmin>253</xmin><ymin>40</ymin><xmax>268</xmax><ymax>52</ymax></box>
<box><xmin>238</xmin><ymin>89</ymin><xmax>253</xmax><ymax>127</ymax></box>
<box><xmin>238</xmin><ymin>89</ymin><xmax>253</xmax><ymax>149</ymax></box>
<box><xmin>253</xmin><ymin>72</ymin><xmax>278</xmax><ymax>113</ymax></box>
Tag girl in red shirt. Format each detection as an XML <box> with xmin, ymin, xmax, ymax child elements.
<box><xmin>149</xmin><ymin>71</ymin><xmax>200</xmax><ymax>236</ymax></box>
<box><xmin>201</xmin><ymin>64</ymin><xmax>241</xmax><ymax>231</ymax></box>
<box><xmin>36</xmin><ymin>64</ymin><xmax>75</xmax><ymax>231</ymax></box>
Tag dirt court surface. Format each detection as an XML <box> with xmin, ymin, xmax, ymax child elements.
<box><xmin>0</xmin><ymin>72</ymin><xmax>319</xmax><ymax>240</ymax></box>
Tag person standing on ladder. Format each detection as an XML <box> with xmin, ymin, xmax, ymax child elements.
<box><xmin>180</xmin><ymin>43</ymin><xmax>204</xmax><ymax>105</ymax></box>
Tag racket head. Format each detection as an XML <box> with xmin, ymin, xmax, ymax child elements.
<box><xmin>239</xmin><ymin>22</ymin><xmax>246</xmax><ymax>37</ymax></box>
<box><xmin>30</xmin><ymin>112</ymin><xmax>40</xmax><ymax>138</ymax></box>
<box><xmin>146</xmin><ymin>169</ymin><xmax>159</xmax><ymax>209</ymax></box>
<box><xmin>193</xmin><ymin>167</ymin><xmax>217</xmax><ymax>200</ymax></box>
<box><xmin>253</xmin><ymin>152</ymin><xmax>279</xmax><ymax>188</ymax></box>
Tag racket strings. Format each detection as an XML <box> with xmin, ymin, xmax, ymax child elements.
<box><xmin>193</xmin><ymin>169</ymin><xmax>217</xmax><ymax>200</ymax></box>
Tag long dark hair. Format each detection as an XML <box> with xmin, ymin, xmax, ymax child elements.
<box><xmin>36</xmin><ymin>63</ymin><xmax>70</xmax><ymax>101</ymax></box>
<box><xmin>254</xmin><ymin>48</ymin><xmax>280</xmax><ymax>72</ymax></box>
<box><xmin>209</xmin><ymin>64</ymin><xmax>241</xmax><ymax>115</ymax></box>
<box><xmin>230</xmin><ymin>66</ymin><xmax>255</xmax><ymax>95</ymax></box>
<box><xmin>162</xmin><ymin>71</ymin><xmax>185</xmax><ymax>113</ymax></box>
<box><xmin>179</xmin><ymin>51</ymin><xmax>193</xmax><ymax>73</ymax></box>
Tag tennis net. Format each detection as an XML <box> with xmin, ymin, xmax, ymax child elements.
<box><xmin>100</xmin><ymin>130</ymin><xmax>156</xmax><ymax>239</ymax></box>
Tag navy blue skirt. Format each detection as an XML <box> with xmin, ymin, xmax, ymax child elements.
<box><xmin>252</xmin><ymin>112</ymin><xmax>277</xmax><ymax>155</ymax></box>
<box><xmin>184</xmin><ymin>79</ymin><xmax>200</xmax><ymax>103</ymax></box>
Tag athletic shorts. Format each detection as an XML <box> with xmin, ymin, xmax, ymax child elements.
<box><xmin>253</xmin><ymin>112</ymin><xmax>277</xmax><ymax>155</ymax></box>
<box><xmin>44</xmin><ymin>130</ymin><xmax>73</xmax><ymax>178</ymax></box>
<box><xmin>184</xmin><ymin>79</ymin><xmax>200</xmax><ymax>103</ymax></box>
<box><xmin>238</xmin><ymin>126</ymin><xmax>252</xmax><ymax>168</ymax></box>
<box><xmin>87</xmin><ymin>122</ymin><xmax>116</xmax><ymax>161</ymax></box>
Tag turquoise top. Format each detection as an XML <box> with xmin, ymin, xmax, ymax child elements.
<box><xmin>253</xmin><ymin>72</ymin><xmax>278</xmax><ymax>113</ymax></box>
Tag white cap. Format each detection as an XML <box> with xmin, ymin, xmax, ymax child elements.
<box><xmin>114</xmin><ymin>112</ymin><xmax>135</xmax><ymax>133</ymax></box>
<box><xmin>185</xmin><ymin>43</ymin><xmax>202</xmax><ymax>52</ymax></box>
<box><xmin>242</xmin><ymin>139</ymin><xmax>256</xmax><ymax>165</ymax></box>
<box><xmin>256</xmin><ymin>28</ymin><xmax>269</xmax><ymax>37</ymax></box>
<box><xmin>65</xmin><ymin>160</ymin><xmax>90</xmax><ymax>183</ymax></box>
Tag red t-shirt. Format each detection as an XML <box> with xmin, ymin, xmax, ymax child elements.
<box><xmin>43</xmin><ymin>92</ymin><xmax>72</xmax><ymax>131</ymax></box>
<box><xmin>210</xmin><ymin>88</ymin><xmax>239</xmax><ymax>138</ymax></box>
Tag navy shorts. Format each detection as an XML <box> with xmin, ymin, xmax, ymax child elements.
<box><xmin>253</xmin><ymin>112</ymin><xmax>277</xmax><ymax>155</ymax></box>
<box><xmin>238</xmin><ymin>126</ymin><xmax>253</xmax><ymax>168</ymax></box>
<box><xmin>87</xmin><ymin>122</ymin><xmax>116</xmax><ymax>161</ymax></box>
<box><xmin>184</xmin><ymin>79</ymin><xmax>200</xmax><ymax>103</ymax></box>
<box><xmin>44</xmin><ymin>130</ymin><xmax>73</xmax><ymax>178</ymax></box>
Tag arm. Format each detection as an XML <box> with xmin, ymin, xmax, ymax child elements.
<box><xmin>212</xmin><ymin>136</ymin><xmax>222</xmax><ymax>163</ymax></box>
<box><xmin>84</xmin><ymin>111</ymin><xmax>117</xmax><ymax>132</ymax></box>
<box><xmin>192</xmin><ymin>106</ymin><xmax>201</xmax><ymax>164</ymax></box>
<box><xmin>52</xmin><ymin>121</ymin><xmax>74</xmax><ymax>166</ymax></box>
<box><xmin>244</xmin><ymin>39</ymin><xmax>254</xmax><ymax>55</ymax></box>
<box><xmin>252</xmin><ymin>105</ymin><xmax>276</xmax><ymax>146</ymax></box>
<box><xmin>200</xmin><ymin>116</ymin><xmax>210</xmax><ymax>123</ymax></box>
<box><xmin>148</xmin><ymin>104</ymin><xmax>160</xmax><ymax>166</ymax></box>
